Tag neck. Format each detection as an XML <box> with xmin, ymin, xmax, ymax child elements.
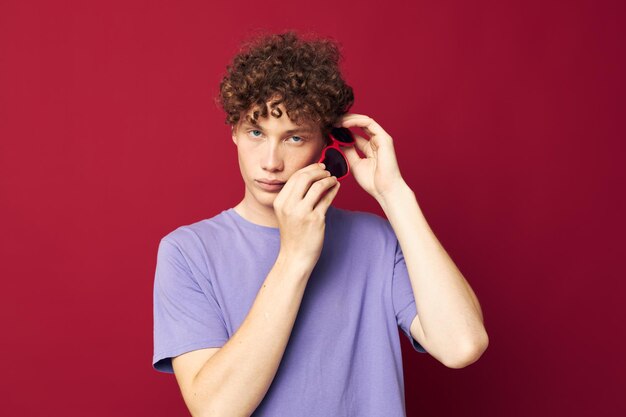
<box><xmin>233</xmin><ymin>198</ymin><xmax>279</xmax><ymax>228</ymax></box>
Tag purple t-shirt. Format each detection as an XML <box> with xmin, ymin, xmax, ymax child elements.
<box><xmin>152</xmin><ymin>205</ymin><xmax>427</xmax><ymax>416</ymax></box>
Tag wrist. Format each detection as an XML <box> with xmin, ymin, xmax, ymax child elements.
<box><xmin>377</xmin><ymin>179</ymin><xmax>414</xmax><ymax>212</ymax></box>
<box><xmin>276</xmin><ymin>250</ymin><xmax>316</xmax><ymax>277</ymax></box>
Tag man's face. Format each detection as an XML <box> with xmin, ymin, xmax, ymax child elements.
<box><xmin>232</xmin><ymin>103</ymin><xmax>330</xmax><ymax>212</ymax></box>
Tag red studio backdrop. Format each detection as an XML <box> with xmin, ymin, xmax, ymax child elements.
<box><xmin>1</xmin><ymin>1</ymin><xmax>624</xmax><ymax>416</ymax></box>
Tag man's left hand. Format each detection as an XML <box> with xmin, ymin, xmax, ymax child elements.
<box><xmin>334</xmin><ymin>113</ymin><xmax>407</xmax><ymax>202</ymax></box>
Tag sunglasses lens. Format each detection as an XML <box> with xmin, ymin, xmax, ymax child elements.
<box><xmin>321</xmin><ymin>148</ymin><xmax>348</xmax><ymax>178</ymax></box>
<box><xmin>330</xmin><ymin>127</ymin><xmax>355</xmax><ymax>144</ymax></box>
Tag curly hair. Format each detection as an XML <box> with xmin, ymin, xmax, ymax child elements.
<box><xmin>215</xmin><ymin>30</ymin><xmax>354</xmax><ymax>140</ymax></box>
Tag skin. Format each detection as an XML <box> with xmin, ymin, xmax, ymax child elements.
<box><xmin>334</xmin><ymin>113</ymin><xmax>489</xmax><ymax>368</ymax></box>
<box><xmin>170</xmin><ymin>102</ymin><xmax>489</xmax><ymax>417</ymax></box>
<box><xmin>231</xmin><ymin>100</ymin><xmax>341</xmax><ymax>267</ymax></box>
<box><xmin>171</xmin><ymin>101</ymin><xmax>342</xmax><ymax>417</ymax></box>
<box><xmin>231</xmin><ymin>101</ymin><xmax>334</xmax><ymax>229</ymax></box>
<box><xmin>230</xmin><ymin>101</ymin><xmax>489</xmax><ymax>367</ymax></box>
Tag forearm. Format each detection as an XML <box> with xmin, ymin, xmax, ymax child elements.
<box><xmin>379</xmin><ymin>181</ymin><xmax>488</xmax><ymax>364</ymax></box>
<box><xmin>189</xmin><ymin>252</ymin><xmax>312</xmax><ymax>417</ymax></box>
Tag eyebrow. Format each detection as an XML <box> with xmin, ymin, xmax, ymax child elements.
<box><xmin>241</xmin><ymin>122</ymin><xmax>316</xmax><ymax>134</ymax></box>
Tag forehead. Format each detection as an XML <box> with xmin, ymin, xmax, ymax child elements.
<box><xmin>240</xmin><ymin>117</ymin><xmax>318</xmax><ymax>134</ymax></box>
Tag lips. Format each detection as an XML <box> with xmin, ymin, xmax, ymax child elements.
<box><xmin>257</xmin><ymin>179</ymin><xmax>285</xmax><ymax>185</ymax></box>
<box><xmin>256</xmin><ymin>180</ymin><xmax>285</xmax><ymax>192</ymax></box>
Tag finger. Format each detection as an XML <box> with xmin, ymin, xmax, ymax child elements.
<box><xmin>334</xmin><ymin>113</ymin><xmax>372</xmax><ymax>127</ymax></box>
<box><xmin>341</xmin><ymin>145</ymin><xmax>362</xmax><ymax>169</ymax></box>
<box><xmin>352</xmin><ymin>134</ymin><xmax>374</xmax><ymax>157</ymax></box>
<box><xmin>313</xmin><ymin>180</ymin><xmax>340</xmax><ymax>214</ymax></box>
<box><xmin>301</xmin><ymin>175</ymin><xmax>338</xmax><ymax>211</ymax></box>
<box><xmin>339</xmin><ymin>132</ymin><xmax>372</xmax><ymax>157</ymax></box>
<box><xmin>333</xmin><ymin>113</ymin><xmax>361</xmax><ymax>127</ymax></box>
<box><xmin>339</xmin><ymin>116</ymin><xmax>391</xmax><ymax>139</ymax></box>
<box><xmin>289</xmin><ymin>166</ymin><xmax>332</xmax><ymax>202</ymax></box>
<box><xmin>281</xmin><ymin>162</ymin><xmax>328</xmax><ymax>197</ymax></box>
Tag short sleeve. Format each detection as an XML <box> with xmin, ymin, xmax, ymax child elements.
<box><xmin>152</xmin><ymin>238</ymin><xmax>229</xmax><ymax>373</ymax></box>
<box><xmin>391</xmin><ymin>236</ymin><xmax>428</xmax><ymax>354</ymax></box>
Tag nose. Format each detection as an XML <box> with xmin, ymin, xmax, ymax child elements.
<box><xmin>261</xmin><ymin>141</ymin><xmax>284</xmax><ymax>172</ymax></box>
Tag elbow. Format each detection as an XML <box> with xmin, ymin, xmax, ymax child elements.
<box><xmin>444</xmin><ymin>332</ymin><xmax>489</xmax><ymax>369</ymax></box>
<box><xmin>191</xmin><ymin>399</ymin><xmax>250</xmax><ymax>417</ymax></box>
<box><xmin>191</xmin><ymin>405</ymin><xmax>225</xmax><ymax>417</ymax></box>
<box><xmin>184</xmin><ymin>390</ymin><xmax>222</xmax><ymax>417</ymax></box>
<box><xmin>187</xmin><ymin>401</ymin><xmax>212</xmax><ymax>417</ymax></box>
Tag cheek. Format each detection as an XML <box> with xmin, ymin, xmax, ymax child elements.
<box><xmin>236</xmin><ymin>149</ymin><xmax>255</xmax><ymax>175</ymax></box>
<box><xmin>287</xmin><ymin>149</ymin><xmax>322</xmax><ymax>171</ymax></box>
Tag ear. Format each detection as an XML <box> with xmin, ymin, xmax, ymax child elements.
<box><xmin>231</xmin><ymin>125</ymin><xmax>238</xmax><ymax>145</ymax></box>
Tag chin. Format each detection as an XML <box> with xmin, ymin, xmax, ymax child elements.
<box><xmin>247</xmin><ymin>183</ymin><xmax>278</xmax><ymax>208</ymax></box>
<box><xmin>257</xmin><ymin>192</ymin><xmax>277</xmax><ymax>204</ymax></box>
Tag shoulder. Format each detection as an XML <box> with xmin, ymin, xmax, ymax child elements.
<box><xmin>327</xmin><ymin>205</ymin><xmax>395</xmax><ymax>240</ymax></box>
<box><xmin>326</xmin><ymin>206</ymin><xmax>398</xmax><ymax>265</ymax></box>
<box><xmin>159</xmin><ymin>209</ymin><xmax>232</xmax><ymax>251</ymax></box>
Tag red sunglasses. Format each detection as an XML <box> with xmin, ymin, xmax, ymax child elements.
<box><xmin>318</xmin><ymin>127</ymin><xmax>356</xmax><ymax>181</ymax></box>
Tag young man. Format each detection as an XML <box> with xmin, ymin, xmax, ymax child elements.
<box><xmin>152</xmin><ymin>31</ymin><xmax>488</xmax><ymax>417</ymax></box>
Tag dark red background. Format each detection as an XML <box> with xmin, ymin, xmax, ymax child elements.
<box><xmin>1</xmin><ymin>0</ymin><xmax>624</xmax><ymax>416</ymax></box>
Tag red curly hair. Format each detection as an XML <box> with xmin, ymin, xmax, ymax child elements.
<box><xmin>215</xmin><ymin>30</ymin><xmax>354</xmax><ymax>140</ymax></box>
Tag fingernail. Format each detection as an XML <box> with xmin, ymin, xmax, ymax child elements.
<box><xmin>319</xmin><ymin>163</ymin><xmax>325</xmax><ymax>168</ymax></box>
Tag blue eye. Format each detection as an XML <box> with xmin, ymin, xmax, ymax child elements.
<box><xmin>247</xmin><ymin>130</ymin><xmax>304</xmax><ymax>143</ymax></box>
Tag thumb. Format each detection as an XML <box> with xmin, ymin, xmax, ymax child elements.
<box><xmin>341</xmin><ymin>145</ymin><xmax>362</xmax><ymax>170</ymax></box>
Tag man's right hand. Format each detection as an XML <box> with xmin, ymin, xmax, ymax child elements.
<box><xmin>273</xmin><ymin>162</ymin><xmax>340</xmax><ymax>268</ymax></box>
